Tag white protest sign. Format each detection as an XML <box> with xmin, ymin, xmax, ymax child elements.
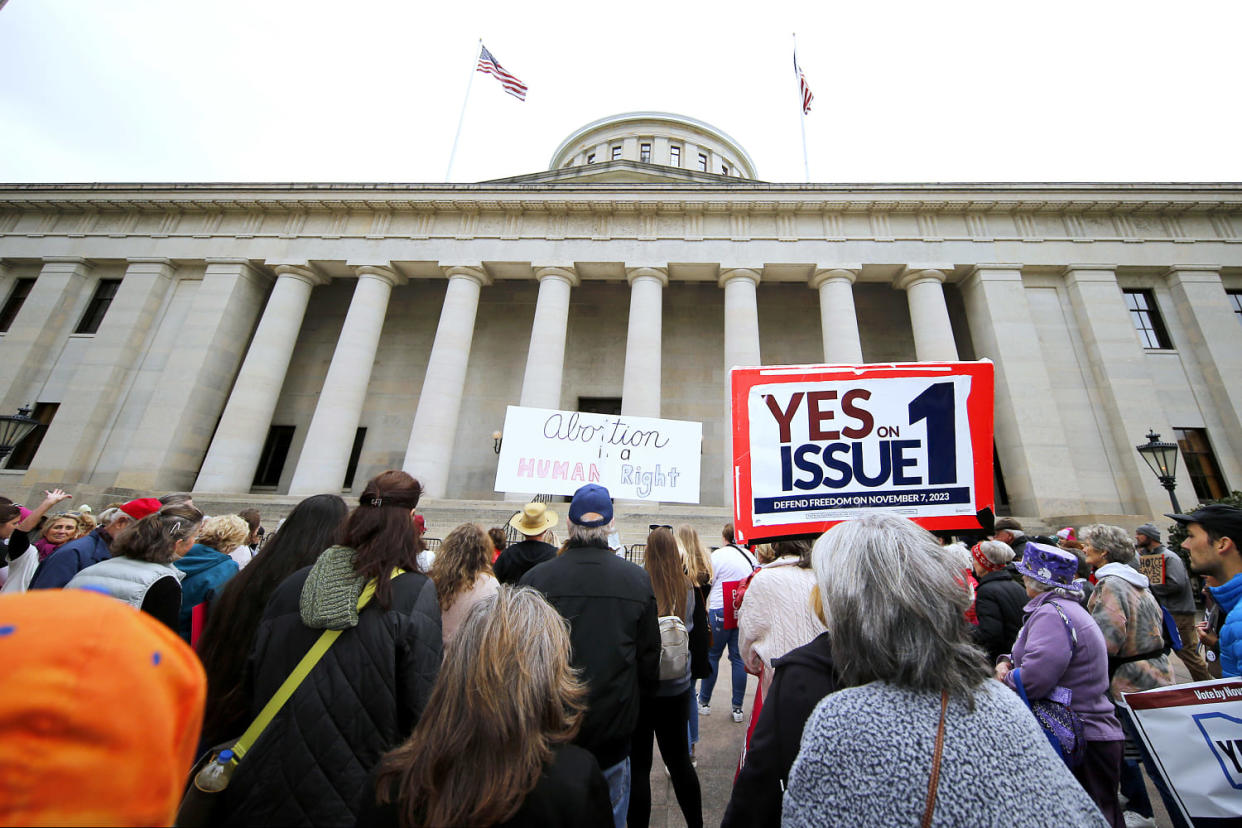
<box><xmin>1124</xmin><ymin>678</ymin><xmax>1242</xmax><ymax>826</ymax></box>
<box><xmin>493</xmin><ymin>405</ymin><xmax>702</xmax><ymax>503</ymax></box>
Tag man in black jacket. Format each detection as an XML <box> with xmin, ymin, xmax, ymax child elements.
<box><xmin>494</xmin><ymin>501</ymin><xmax>559</xmax><ymax>584</ymax></box>
<box><xmin>969</xmin><ymin>539</ymin><xmax>1028</xmax><ymax>663</ymax></box>
<box><xmin>520</xmin><ymin>484</ymin><xmax>660</xmax><ymax>828</ymax></box>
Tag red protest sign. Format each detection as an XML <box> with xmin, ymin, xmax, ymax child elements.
<box><xmin>730</xmin><ymin>361</ymin><xmax>995</xmax><ymax>545</ymax></box>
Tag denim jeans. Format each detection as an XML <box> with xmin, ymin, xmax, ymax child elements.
<box><xmin>688</xmin><ymin>679</ymin><xmax>700</xmax><ymax>748</ymax></box>
<box><xmin>601</xmin><ymin>756</ymin><xmax>631</xmax><ymax>828</ymax></box>
<box><xmin>699</xmin><ymin>608</ymin><xmax>746</xmax><ymax>708</ymax></box>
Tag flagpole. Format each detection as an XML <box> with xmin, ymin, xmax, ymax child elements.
<box><xmin>445</xmin><ymin>38</ymin><xmax>481</xmax><ymax>182</ymax></box>
<box><xmin>794</xmin><ymin>33</ymin><xmax>810</xmax><ymax>184</ymax></box>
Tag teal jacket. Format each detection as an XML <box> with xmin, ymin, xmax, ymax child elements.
<box><xmin>1210</xmin><ymin>573</ymin><xmax>1242</xmax><ymax>678</ymax></box>
<box><xmin>174</xmin><ymin>543</ymin><xmax>239</xmax><ymax>642</ymax></box>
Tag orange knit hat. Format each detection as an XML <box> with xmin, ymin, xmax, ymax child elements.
<box><xmin>0</xmin><ymin>590</ymin><xmax>206</xmax><ymax>826</ymax></box>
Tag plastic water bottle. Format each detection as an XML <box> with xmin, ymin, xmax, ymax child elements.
<box><xmin>194</xmin><ymin>749</ymin><xmax>236</xmax><ymax>792</ymax></box>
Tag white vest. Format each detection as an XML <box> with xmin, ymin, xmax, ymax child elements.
<box><xmin>68</xmin><ymin>556</ymin><xmax>183</xmax><ymax>610</ymax></box>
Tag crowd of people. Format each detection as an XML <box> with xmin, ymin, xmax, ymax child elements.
<box><xmin>0</xmin><ymin>477</ymin><xmax>1239</xmax><ymax>827</ymax></box>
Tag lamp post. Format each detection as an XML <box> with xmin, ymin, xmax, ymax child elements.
<box><xmin>1136</xmin><ymin>429</ymin><xmax>1182</xmax><ymax>513</ymax></box>
<box><xmin>0</xmin><ymin>406</ymin><xmax>40</xmax><ymax>462</ymax></box>
<box><xmin>492</xmin><ymin>431</ymin><xmax>503</xmax><ymax>455</ymax></box>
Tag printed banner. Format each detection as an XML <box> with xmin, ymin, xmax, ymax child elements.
<box><xmin>1124</xmin><ymin>678</ymin><xmax>1242</xmax><ymax>827</ymax></box>
<box><xmin>731</xmin><ymin>362</ymin><xmax>994</xmax><ymax>544</ymax></box>
<box><xmin>493</xmin><ymin>405</ymin><xmax>702</xmax><ymax>503</ymax></box>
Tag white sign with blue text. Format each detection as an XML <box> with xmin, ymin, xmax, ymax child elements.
<box><xmin>493</xmin><ymin>405</ymin><xmax>703</xmax><ymax>503</ymax></box>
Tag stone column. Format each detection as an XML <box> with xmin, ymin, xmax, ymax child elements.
<box><xmin>895</xmin><ymin>267</ymin><xmax>959</xmax><ymax>362</ymax></box>
<box><xmin>960</xmin><ymin>265</ymin><xmax>1083</xmax><ymax>516</ymax></box>
<box><xmin>0</xmin><ymin>262</ymin><xmax>13</xmax><ymax>310</ymax></box>
<box><xmin>115</xmin><ymin>259</ymin><xmax>270</xmax><ymax>491</ymax></box>
<box><xmin>25</xmin><ymin>258</ymin><xmax>177</xmax><ymax>485</ymax></box>
<box><xmin>621</xmin><ymin>267</ymin><xmax>668</xmax><ymax>418</ymax></box>
<box><xmin>287</xmin><ymin>266</ymin><xmax>404</xmax><ymax>495</ymax></box>
<box><xmin>721</xmin><ymin>268</ymin><xmax>762</xmax><ymax>507</ymax></box>
<box><xmin>810</xmin><ymin>267</ymin><xmax>863</xmax><ymax>363</ymax></box>
<box><xmin>1062</xmin><ymin>264</ymin><xmax>1182</xmax><ymax>517</ymax></box>
<box><xmin>0</xmin><ymin>257</ymin><xmax>93</xmax><ymax>412</ymax></box>
<box><xmin>518</xmin><ymin>267</ymin><xmax>578</xmax><ymax>410</ymax></box>
<box><xmin>1165</xmin><ymin>265</ymin><xmax>1242</xmax><ymax>476</ymax></box>
<box><xmin>195</xmin><ymin>264</ymin><xmax>329</xmax><ymax>493</ymax></box>
<box><xmin>403</xmin><ymin>266</ymin><xmax>490</xmax><ymax>498</ymax></box>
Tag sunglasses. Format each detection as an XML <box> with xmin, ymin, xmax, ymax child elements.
<box><xmin>649</xmin><ymin>524</ymin><xmax>673</xmax><ymax>531</ymax></box>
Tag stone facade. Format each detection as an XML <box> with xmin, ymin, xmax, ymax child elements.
<box><xmin>1</xmin><ymin>112</ymin><xmax>1241</xmax><ymax>524</ymax></box>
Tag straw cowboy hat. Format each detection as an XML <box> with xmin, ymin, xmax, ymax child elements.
<box><xmin>509</xmin><ymin>502</ymin><xmax>559</xmax><ymax>536</ymax></box>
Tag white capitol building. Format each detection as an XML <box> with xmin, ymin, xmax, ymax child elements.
<box><xmin>1</xmin><ymin>112</ymin><xmax>1240</xmax><ymax>529</ymax></box>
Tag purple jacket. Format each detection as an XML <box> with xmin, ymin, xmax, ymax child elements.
<box><xmin>1004</xmin><ymin>591</ymin><xmax>1122</xmax><ymax>742</ymax></box>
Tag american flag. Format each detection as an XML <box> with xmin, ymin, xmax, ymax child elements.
<box><xmin>477</xmin><ymin>44</ymin><xmax>528</xmax><ymax>101</ymax></box>
<box><xmin>794</xmin><ymin>51</ymin><xmax>813</xmax><ymax>114</ymax></box>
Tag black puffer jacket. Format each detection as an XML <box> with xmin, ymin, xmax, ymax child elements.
<box><xmin>519</xmin><ymin>539</ymin><xmax>660</xmax><ymax>769</ymax></box>
<box><xmin>972</xmin><ymin>568</ymin><xmax>1029</xmax><ymax>663</ymax></box>
<box><xmin>722</xmin><ymin>631</ymin><xmax>838</xmax><ymax>828</ymax></box>
<box><xmin>221</xmin><ymin>557</ymin><xmax>442</xmax><ymax>827</ymax></box>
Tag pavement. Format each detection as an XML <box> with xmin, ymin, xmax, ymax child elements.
<box><xmin>643</xmin><ymin>658</ymin><xmax>1194</xmax><ymax>828</ymax></box>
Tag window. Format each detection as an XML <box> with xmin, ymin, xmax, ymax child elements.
<box><xmin>0</xmin><ymin>278</ymin><xmax>35</xmax><ymax>332</ymax></box>
<box><xmin>6</xmin><ymin>402</ymin><xmax>57</xmax><ymax>470</ymax></box>
<box><xmin>721</xmin><ymin>163</ymin><xmax>730</xmax><ymax>176</ymax></box>
<box><xmin>1123</xmin><ymin>289</ymin><xmax>1173</xmax><ymax>349</ymax></box>
<box><xmin>669</xmin><ymin>146</ymin><xmax>681</xmax><ymax>167</ymax></box>
<box><xmin>697</xmin><ymin>153</ymin><xmax>708</xmax><ymax>172</ymax></box>
<box><xmin>1175</xmin><ymin>428</ymin><xmax>1228</xmax><ymax>501</ymax></box>
<box><xmin>75</xmin><ymin>278</ymin><xmax>121</xmax><ymax>335</ymax></box>
<box><xmin>611</xmin><ymin>145</ymin><xmax>622</xmax><ymax>160</ymax></box>
<box><xmin>578</xmin><ymin>397</ymin><xmax>622</xmax><ymax>416</ymax></box>
<box><xmin>1228</xmin><ymin>289</ymin><xmax>1242</xmax><ymax>325</ymax></box>
<box><xmin>586</xmin><ymin>153</ymin><xmax>595</xmax><ymax>164</ymax></box>
<box><xmin>252</xmin><ymin>425</ymin><xmax>295</xmax><ymax>487</ymax></box>
<box><xmin>343</xmin><ymin>427</ymin><xmax>367</xmax><ymax>490</ymax></box>
<box><xmin>639</xmin><ymin>142</ymin><xmax>651</xmax><ymax>163</ymax></box>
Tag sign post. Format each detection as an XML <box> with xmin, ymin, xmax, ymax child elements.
<box><xmin>730</xmin><ymin>361</ymin><xmax>995</xmax><ymax>544</ymax></box>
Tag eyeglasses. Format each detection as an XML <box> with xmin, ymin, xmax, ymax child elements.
<box><xmin>649</xmin><ymin>524</ymin><xmax>673</xmax><ymax>531</ymax></box>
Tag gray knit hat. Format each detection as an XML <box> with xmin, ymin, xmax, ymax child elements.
<box><xmin>1136</xmin><ymin>523</ymin><xmax>1161</xmax><ymax>542</ymax></box>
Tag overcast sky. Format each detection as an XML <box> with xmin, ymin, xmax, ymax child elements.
<box><xmin>2</xmin><ymin>0</ymin><xmax>1239</xmax><ymax>185</ymax></box>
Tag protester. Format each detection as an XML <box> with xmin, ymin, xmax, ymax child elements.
<box><xmin>494</xmin><ymin>502</ymin><xmax>559</xmax><ymax>584</ymax></box>
<box><xmin>29</xmin><ymin>496</ymin><xmax>161</xmax><ymax>589</ymax></box>
<box><xmin>429</xmin><ymin>522</ymin><xmax>499</xmax><ymax>644</ymax></box>
<box><xmin>676</xmin><ymin>523</ymin><xmax>713</xmax><ymax>761</ymax></box>
<box><xmin>196</xmin><ymin>493</ymin><xmax>348</xmax><ymax>750</ymax></box>
<box><xmin>235</xmin><ymin>507</ymin><xmax>264</xmax><ymax>567</ymax></box>
<box><xmin>0</xmin><ymin>590</ymin><xmax>205</xmax><ymax>826</ymax></box>
<box><xmin>782</xmin><ymin>513</ymin><xmax>1106</xmax><ymax>828</ymax></box>
<box><xmin>1080</xmin><ymin>523</ymin><xmax>1180</xmax><ymax>828</ymax></box>
<box><xmin>1170</xmin><ymin>504</ymin><xmax>1242</xmax><ymax>679</ymax></box>
<box><xmin>366</xmin><ymin>586</ymin><xmax>611</xmax><ymax>828</ymax></box>
<box><xmin>218</xmin><ymin>471</ymin><xmax>441</xmax><ymax>826</ymax></box>
<box><xmin>1</xmin><ymin>489</ymin><xmax>73</xmax><ymax>593</ymax></box>
<box><xmin>67</xmin><ymin>504</ymin><xmax>204</xmax><ymax>631</ymax></box>
<box><xmin>969</xmin><ymin>539</ymin><xmax>1028</xmax><ymax>664</ymax></box>
<box><xmin>700</xmin><ymin>523</ymin><xmax>757</xmax><ymax>723</ymax></box>
<box><xmin>997</xmin><ymin>542</ymin><xmax>1124</xmax><ymax>827</ymax></box>
<box><xmin>488</xmin><ymin>526</ymin><xmax>507</xmax><ymax>563</ymax></box>
<box><xmin>993</xmin><ymin>516</ymin><xmax>1029</xmax><ymax>560</ymax></box>
<box><xmin>174</xmin><ymin>515</ymin><xmax>242</xmax><ymax>642</ymax></box>
<box><xmin>519</xmin><ymin>483</ymin><xmax>660</xmax><ymax>828</ymax></box>
<box><xmin>1135</xmin><ymin>522</ymin><xmax>1212</xmax><ymax>681</ymax></box>
<box><xmin>33</xmin><ymin>513</ymin><xmax>79</xmax><ymax>561</ymax></box>
<box><xmin>629</xmin><ymin>527</ymin><xmax>702</xmax><ymax>828</ymax></box>
<box><xmin>738</xmin><ymin>538</ymin><xmax>825</xmax><ymax>700</ymax></box>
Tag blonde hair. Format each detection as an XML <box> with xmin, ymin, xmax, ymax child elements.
<box><xmin>429</xmin><ymin>523</ymin><xmax>493</xmax><ymax>613</ymax></box>
<box><xmin>676</xmin><ymin>524</ymin><xmax>712</xmax><ymax>587</ymax></box>
<box><xmin>197</xmin><ymin>514</ymin><xmax>250</xmax><ymax>555</ymax></box>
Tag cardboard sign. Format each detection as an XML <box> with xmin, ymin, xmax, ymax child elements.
<box><xmin>1139</xmin><ymin>553</ymin><xmax>1167</xmax><ymax>586</ymax></box>
<box><xmin>1124</xmin><ymin>678</ymin><xmax>1242</xmax><ymax>826</ymax></box>
<box><xmin>493</xmin><ymin>405</ymin><xmax>702</xmax><ymax>503</ymax></box>
<box><xmin>730</xmin><ymin>361</ymin><xmax>994</xmax><ymax>544</ymax></box>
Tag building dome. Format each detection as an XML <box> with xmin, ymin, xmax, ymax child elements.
<box><xmin>547</xmin><ymin>112</ymin><xmax>758</xmax><ymax>181</ymax></box>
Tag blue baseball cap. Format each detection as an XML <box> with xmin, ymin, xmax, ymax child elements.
<box><xmin>568</xmin><ymin>484</ymin><xmax>613</xmax><ymax>527</ymax></box>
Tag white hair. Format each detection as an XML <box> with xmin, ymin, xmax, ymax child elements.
<box><xmin>1080</xmin><ymin>523</ymin><xmax>1135</xmax><ymax>564</ymax></box>
<box><xmin>976</xmin><ymin>539</ymin><xmax>1015</xmax><ymax>567</ymax></box>
<box><xmin>567</xmin><ymin>519</ymin><xmax>612</xmax><ymax>546</ymax></box>
<box><xmin>942</xmin><ymin>542</ymin><xmax>972</xmax><ymax>571</ymax></box>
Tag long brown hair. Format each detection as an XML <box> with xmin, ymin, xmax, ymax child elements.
<box><xmin>677</xmin><ymin>524</ymin><xmax>712</xmax><ymax>587</ymax></box>
<box><xmin>340</xmin><ymin>470</ymin><xmax>423</xmax><ymax>609</ymax></box>
<box><xmin>429</xmin><ymin>523</ymin><xmax>493</xmax><ymax>613</ymax></box>
<box><xmin>375</xmin><ymin>586</ymin><xmax>586</xmax><ymax>827</ymax></box>
<box><xmin>110</xmin><ymin>505</ymin><xmax>203</xmax><ymax>563</ymax></box>
<box><xmin>644</xmin><ymin>527</ymin><xmax>689</xmax><ymax>619</ymax></box>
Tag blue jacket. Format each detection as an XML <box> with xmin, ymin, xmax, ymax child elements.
<box><xmin>28</xmin><ymin>528</ymin><xmax>113</xmax><ymax>590</ymax></box>
<box><xmin>1209</xmin><ymin>572</ymin><xmax>1242</xmax><ymax>678</ymax></box>
<box><xmin>174</xmin><ymin>543</ymin><xmax>239</xmax><ymax>642</ymax></box>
